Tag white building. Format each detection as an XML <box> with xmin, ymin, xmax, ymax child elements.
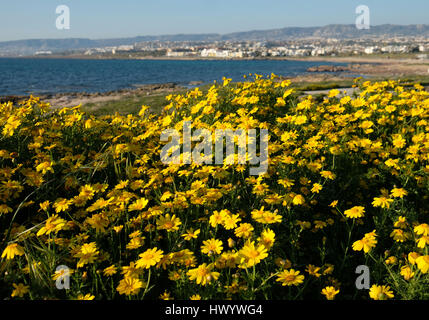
<box><xmin>200</xmin><ymin>48</ymin><xmax>231</xmax><ymax>58</ymax></box>
<box><xmin>118</xmin><ymin>45</ymin><xmax>134</xmax><ymax>51</ymax></box>
<box><xmin>364</xmin><ymin>47</ymin><xmax>376</xmax><ymax>54</ymax></box>
<box><xmin>311</xmin><ymin>48</ymin><xmax>326</xmax><ymax>56</ymax></box>
<box><xmin>35</xmin><ymin>51</ymin><xmax>52</xmax><ymax>55</ymax></box>
<box><xmin>167</xmin><ymin>51</ymin><xmax>185</xmax><ymax>57</ymax></box>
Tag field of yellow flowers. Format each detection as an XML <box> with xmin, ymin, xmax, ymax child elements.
<box><xmin>1</xmin><ymin>75</ymin><xmax>429</xmax><ymax>300</ymax></box>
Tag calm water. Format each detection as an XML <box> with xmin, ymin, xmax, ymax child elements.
<box><xmin>0</xmin><ymin>58</ymin><xmax>349</xmax><ymax>96</ymax></box>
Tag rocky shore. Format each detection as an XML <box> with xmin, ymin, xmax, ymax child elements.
<box><xmin>2</xmin><ymin>56</ymin><xmax>429</xmax><ymax>108</ymax></box>
<box><xmin>1</xmin><ymin>82</ymin><xmax>183</xmax><ymax>108</ymax></box>
<box><xmin>306</xmin><ymin>63</ymin><xmax>376</xmax><ymax>73</ymax></box>
<box><xmin>307</xmin><ymin>65</ymin><xmax>349</xmax><ymax>72</ymax></box>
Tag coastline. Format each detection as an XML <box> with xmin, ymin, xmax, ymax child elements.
<box><xmin>9</xmin><ymin>53</ymin><xmax>429</xmax><ymax>78</ymax></box>
<box><xmin>0</xmin><ymin>82</ymin><xmax>184</xmax><ymax>108</ymax></box>
<box><xmin>2</xmin><ymin>55</ymin><xmax>429</xmax><ymax>111</ymax></box>
<box><xmin>12</xmin><ymin>53</ymin><xmax>429</xmax><ymax>63</ymax></box>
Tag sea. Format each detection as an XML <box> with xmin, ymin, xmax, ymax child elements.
<box><xmin>0</xmin><ymin>58</ymin><xmax>350</xmax><ymax>96</ymax></box>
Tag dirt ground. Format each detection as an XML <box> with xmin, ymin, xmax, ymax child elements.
<box><xmin>290</xmin><ymin>56</ymin><xmax>429</xmax><ymax>78</ymax></box>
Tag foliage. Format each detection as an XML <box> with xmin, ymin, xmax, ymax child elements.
<box><xmin>1</xmin><ymin>75</ymin><xmax>429</xmax><ymax>300</ymax></box>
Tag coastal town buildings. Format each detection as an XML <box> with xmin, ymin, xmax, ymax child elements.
<box><xmin>27</xmin><ymin>36</ymin><xmax>429</xmax><ymax>59</ymax></box>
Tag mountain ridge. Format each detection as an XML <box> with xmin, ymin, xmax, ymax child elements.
<box><xmin>1</xmin><ymin>24</ymin><xmax>428</xmax><ymax>56</ymax></box>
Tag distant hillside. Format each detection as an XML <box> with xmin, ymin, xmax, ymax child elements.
<box><xmin>221</xmin><ymin>24</ymin><xmax>429</xmax><ymax>41</ymax></box>
<box><xmin>1</xmin><ymin>24</ymin><xmax>428</xmax><ymax>56</ymax></box>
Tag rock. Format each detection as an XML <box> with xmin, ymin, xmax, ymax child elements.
<box><xmin>2</xmin><ymin>82</ymin><xmax>185</xmax><ymax>107</ymax></box>
<box><xmin>307</xmin><ymin>65</ymin><xmax>349</xmax><ymax>72</ymax></box>
<box><xmin>189</xmin><ymin>81</ymin><xmax>203</xmax><ymax>86</ymax></box>
<box><xmin>133</xmin><ymin>83</ymin><xmax>178</xmax><ymax>91</ymax></box>
<box><xmin>0</xmin><ymin>96</ymin><xmax>27</xmax><ymax>104</ymax></box>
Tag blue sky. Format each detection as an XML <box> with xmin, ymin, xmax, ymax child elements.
<box><xmin>1</xmin><ymin>0</ymin><xmax>428</xmax><ymax>41</ymax></box>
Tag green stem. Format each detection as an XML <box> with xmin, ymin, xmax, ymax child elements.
<box><xmin>142</xmin><ymin>268</ymin><xmax>151</xmax><ymax>299</ymax></box>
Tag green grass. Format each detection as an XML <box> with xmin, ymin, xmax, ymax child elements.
<box><xmin>82</xmin><ymin>94</ymin><xmax>171</xmax><ymax>116</ymax></box>
<box><xmin>291</xmin><ymin>75</ymin><xmax>429</xmax><ymax>93</ymax></box>
<box><xmin>395</xmin><ymin>75</ymin><xmax>429</xmax><ymax>86</ymax></box>
<box><xmin>81</xmin><ymin>75</ymin><xmax>429</xmax><ymax>117</ymax></box>
<box><xmin>291</xmin><ymin>81</ymin><xmax>346</xmax><ymax>91</ymax></box>
<box><xmin>82</xmin><ymin>84</ymin><xmax>213</xmax><ymax>116</ymax></box>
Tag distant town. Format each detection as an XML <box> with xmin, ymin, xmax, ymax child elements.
<box><xmin>31</xmin><ymin>36</ymin><xmax>429</xmax><ymax>59</ymax></box>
